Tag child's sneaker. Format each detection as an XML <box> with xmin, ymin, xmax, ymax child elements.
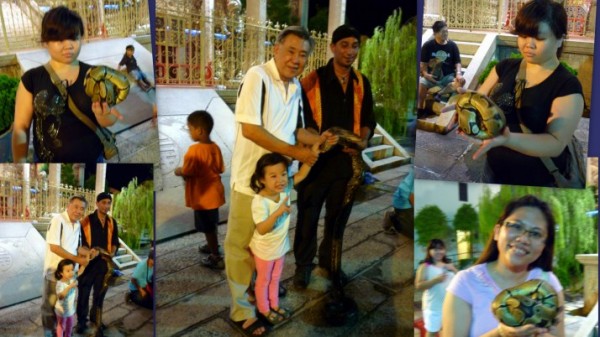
<box><xmin>201</xmin><ymin>255</ymin><xmax>225</xmax><ymax>270</ymax></box>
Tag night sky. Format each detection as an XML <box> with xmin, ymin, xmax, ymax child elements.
<box><xmin>85</xmin><ymin>164</ymin><xmax>154</xmax><ymax>191</ymax></box>
<box><xmin>309</xmin><ymin>0</ymin><xmax>417</xmax><ymax>36</ymax></box>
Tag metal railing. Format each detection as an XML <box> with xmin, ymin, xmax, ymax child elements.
<box><xmin>0</xmin><ymin>168</ymin><xmax>95</xmax><ymax>221</ymax></box>
<box><xmin>0</xmin><ymin>0</ymin><xmax>150</xmax><ymax>53</ymax></box>
<box><xmin>154</xmin><ymin>10</ymin><xmax>329</xmax><ymax>87</ymax></box>
<box><xmin>424</xmin><ymin>0</ymin><xmax>594</xmax><ymax>36</ymax></box>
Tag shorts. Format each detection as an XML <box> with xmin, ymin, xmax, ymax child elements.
<box><xmin>419</xmin><ymin>73</ymin><xmax>455</xmax><ymax>89</ymax></box>
<box><xmin>194</xmin><ymin>208</ymin><xmax>219</xmax><ymax>233</ymax></box>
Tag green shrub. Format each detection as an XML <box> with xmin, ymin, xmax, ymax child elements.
<box><xmin>0</xmin><ymin>74</ymin><xmax>19</xmax><ymax>134</ymax></box>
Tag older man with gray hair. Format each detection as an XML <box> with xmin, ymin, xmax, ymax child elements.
<box><xmin>225</xmin><ymin>26</ymin><xmax>330</xmax><ymax>336</ymax></box>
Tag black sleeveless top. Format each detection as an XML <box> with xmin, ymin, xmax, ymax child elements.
<box><xmin>21</xmin><ymin>62</ymin><xmax>103</xmax><ymax>162</ymax></box>
<box><xmin>486</xmin><ymin>58</ymin><xmax>583</xmax><ymax>186</ymax></box>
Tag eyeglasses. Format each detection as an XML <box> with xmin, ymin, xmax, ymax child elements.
<box><xmin>503</xmin><ymin>220</ymin><xmax>546</xmax><ymax>242</ymax></box>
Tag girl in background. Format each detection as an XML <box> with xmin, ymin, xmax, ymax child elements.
<box><xmin>415</xmin><ymin>239</ymin><xmax>458</xmax><ymax>336</ymax></box>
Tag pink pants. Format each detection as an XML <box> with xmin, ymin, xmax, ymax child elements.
<box><xmin>253</xmin><ymin>254</ymin><xmax>285</xmax><ymax>314</ymax></box>
<box><xmin>56</xmin><ymin>314</ymin><xmax>74</xmax><ymax>337</ymax></box>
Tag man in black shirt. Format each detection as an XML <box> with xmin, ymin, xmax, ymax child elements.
<box><xmin>75</xmin><ymin>192</ymin><xmax>119</xmax><ymax>335</ymax></box>
<box><xmin>295</xmin><ymin>25</ymin><xmax>376</xmax><ymax>289</ymax></box>
<box><xmin>418</xmin><ymin>21</ymin><xmax>463</xmax><ymax>118</ymax></box>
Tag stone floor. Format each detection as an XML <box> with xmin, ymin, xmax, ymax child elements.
<box><xmin>0</xmin><ymin>267</ymin><xmax>153</xmax><ymax>337</ymax></box>
<box><xmin>154</xmin><ymin>165</ymin><xmax>414</xmax><ymax>337</ymax></box>
<box><xmin>414</xmin><ymin>117</ymin><xmax>591</xmax><ymax>184</ymax></box>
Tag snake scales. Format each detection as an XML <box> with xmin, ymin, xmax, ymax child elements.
<box><xmin>491</xmin><ymin>279</ymin><xmax>560</xmax><ymax>328</ymax></box>
<box><xmin>319</xmin><ymin>127</ymin><xmax>367</xmax><ymax>206</ymax></box>
<box><xmin>84</xmin><ymin>66</ymin><xmax>130</xmax><ymax>106</ymax></box>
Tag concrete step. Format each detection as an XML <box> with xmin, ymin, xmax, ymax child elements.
<box><xmin>461</xmin><ymin>54</ymin><xmax>473</xmax><ymax>68</ymax></box>
<box><xmin>114</xmin><ymin>254</ymin><xmax>133</xmax><ymax>263</ymax></box>
<box><xmin>117</xmin><ymin>247</ymin><xmax>127</xmax><ymax>255</ymax></box>
<box><xmin>455</xmin><ymin>41</ymin><xmax>480</xmax><ymax>55</ymax></box>
<box><xmin>449</xmin><ymin>31</ymin><xmax>486</xmax><ymax>43</ymax></box>
<box><xmin>369</xmin><ymin>155</ymin><xmax>410</xmax><ymax>173</ymax></box>
<box><xmin>369</xmin><ymin>133</ymin><xmax>384</xmax><ymax>146</ymax></box>
<box><xmin>363</xmin><ymin>144</ymin><xmax>394</xmax><ymax>161</ymax></box>
<box><xmin>116</xmin><ymin>260</ymin><xmax>139</xmax><ymax>269</ymax></box>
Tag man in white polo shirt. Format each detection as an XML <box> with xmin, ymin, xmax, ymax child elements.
<box><xmin>41</xmin><ymin>195</ymin><xmax>89</xmax><ymax>337</ymax></box>
<box><xmin>225</xmin><ymin>26</ymin><xmax>326</xmax><ymax>336</ymax></box>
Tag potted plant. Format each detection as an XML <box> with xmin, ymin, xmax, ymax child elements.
<box><xmin>0</xmin><ymin>74</ymin><xmax>19</xmax><ymax>162</ymax></box>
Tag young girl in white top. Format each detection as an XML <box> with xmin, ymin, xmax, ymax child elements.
<box><xmin>415</xmin><ymin>239</ymin><xmax>458</xmax><ymax>337</ymax></box>
<box><xmin>55</xmin><ymin>259</ymin><xmax>78</xmax><ymax>337</ymax></box>
<box><xmin>249</xmin><ymin>150</ymin><xmax>316</xmax><ymax>325</ymax></box>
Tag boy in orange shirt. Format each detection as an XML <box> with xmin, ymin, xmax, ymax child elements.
<box><xmin>175</xmin><ymin>110</ymin><xmax>226</xmax><ymax>269</ymax></box>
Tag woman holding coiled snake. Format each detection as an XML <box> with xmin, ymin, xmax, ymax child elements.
<box><xmin>12</xmin><ymin>6</ymin><xmax>124</xmax><ymax>163</ymax></box>
<box><xmin>442</xmin><ymin>195</ymin><xmax>564</xmax><ymax>337</ymax></box>
<box><xmin>471</xmin><ymin>0</ymin><xmax>583</xmax><ymax>187</ymax></box>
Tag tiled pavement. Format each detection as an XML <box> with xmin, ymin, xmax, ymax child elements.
<box><xmin>154</xmin><ymin>165</ymin><xmax>414</xmax><ymax>337</ymax></box>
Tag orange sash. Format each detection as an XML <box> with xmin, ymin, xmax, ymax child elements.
<box><xmin>301</xmin><ymin>68</ymin><xmax>364</xmax><ymax>135</ymax></box>
<box><xmin>81</xmin><ymin>213</ymin><xmax>114</xmax><ymax>254</ymax></box>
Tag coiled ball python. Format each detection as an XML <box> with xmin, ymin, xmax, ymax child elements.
<box><xmin>84</xmin><ymin>66</ymin><xmax>130</xmax><ymax>106</ymax></box>
<box><xmin>319</xmin><ymin>127</ymin><xmax>366</xmax><ymax>206</ymax></box>
<box><xmin>456</xmin><ymin>92</ymin><xmax>506</xmax><ymax>139</ymax></box>
<box><xmin>491</xmin><ymin>279</ymin><xmax>560</xmax><ymax>328</ymax></box>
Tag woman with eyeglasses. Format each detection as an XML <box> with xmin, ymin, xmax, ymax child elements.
<box><xmin>442</xmin><ymin>195</ymin><xmax>564</xmax><ymax>337</ymax></box>
<box><xmin>471</xmin><ymin>0</ymin><xmax>583</xmax><ymax>187</ymax></box>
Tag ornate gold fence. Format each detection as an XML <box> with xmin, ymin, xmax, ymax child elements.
<box><xmin>0</xmin><ymin>167</ymin><xmax>95</xmax><ymax>221</ymax></box>
<box><xmin>154</xmin><ymin>11</ymin><xmax>329</xmax><ymax>87</ymax></box>
<box><xmin>0</xmin><ymin>0</ymin><xmax>150</xmax><ymax>53</ymax></box>
<box><xmin>425</xmin><ymin>0</ymin><xmax>594</xmax><ymax>36</ymax></box>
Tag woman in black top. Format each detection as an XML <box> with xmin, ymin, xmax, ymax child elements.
<box><xmin>473</xmin><ymin>0</ymin><xmax>584</xmax><ymax>187</ymax></box>
<box><xmin>12</xmin><ymin>6</ymin><xmax>122</xmax><ymax>163</ymax></box>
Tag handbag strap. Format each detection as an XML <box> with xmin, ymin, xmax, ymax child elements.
<box><xmin>43</xmin><ymin>63</ymin><xmax>110</xmax><ymax>142</ymax></box>
<box><xmin>513</xmin><ymin>59</ymin><xmax>567</xmax><ymax>182</ymax></box>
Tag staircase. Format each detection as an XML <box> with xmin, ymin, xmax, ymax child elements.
<box><xmin>216</xmin><ymin>90</ymin><xmax>411</xmax><ymax>173</ymax></box>
<box><xmin>363</xmin><ymin>124</ymin><xmax>411</xmax><ymax>173</ymax></box>
<box><xmin>34</xmin><ymin>216</ymin><xmax>141</xmax><ymax>270</ymax></box>
<box><xmin>447</xmin><ymin>30</ymin><xmax>498</xmax><ymax>90</ymax></box>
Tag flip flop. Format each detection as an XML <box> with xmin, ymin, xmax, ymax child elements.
<box><xmin>231</xmin><ymin>317</ymin><xmax>270</xmax><ymax>336</ymax></box>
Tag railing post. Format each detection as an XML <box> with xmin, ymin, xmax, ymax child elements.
<box><xmin>0</xmin><ymin>3</ymin><xmax>11</xmax><ymax>52</ymax></box>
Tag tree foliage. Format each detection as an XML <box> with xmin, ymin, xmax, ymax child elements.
<box><xmin>453</xmin><ymin>203</ymin><xmax>478</xmax><ymax>231</ymax></box>
<box><xmin>415</xmin><ymin>205</ymin><xmax>451</xmax><ymax>246</ymax></box>
<box><xmin>60</xmin><ymin>164</ymin><xmax>77</xmax><ymax>187</ymax></box>
<box><xmin>477</xmin><ymin>185</ymin><xmax>597</xmax><ymax>289</ymax></box>
<box><xmin>113</xmin><ymin>178</ymin><xmax>154</xmax><ymax>250</ymax></box>
<box><xmin>359</xmin><ymin>10</ymin><xmax>416</xmax><ymax>138</ymax></box>
<box><xmin>0</xmin><ymin>74</ymin><xmax>19</xmax><ymax>134</ymax></box>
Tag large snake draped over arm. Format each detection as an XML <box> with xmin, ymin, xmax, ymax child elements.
<box><xmin>319</xmin><ymin>127</ymin><xmax>367</xmax><ymax>206</ymax></box>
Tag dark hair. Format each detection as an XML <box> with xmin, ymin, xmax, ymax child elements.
<box><xmin>41</xmin><ymin>6</ymin><xmax>84</xmax><ymax>43</ymax></box>
<box><xmin>69</xmin><ymin>195</ymin><xmax>87</xmax><ymax>206</ymax></box>
<box><xmin>423</xmin><ymin>239</ymin><xmax>451</xmax><ymax>264</ymax></box>
<box><xmin>126</xmin><ymin>45</ymin><xmax>135</xmax><ymax>51</ymax></box>
<box><xmin>475</xmin><ymin>195</ymin><xmax>556</xmax><ymax>271</ymax></box>
<box><xmin>96</xmin><ymin>192</ymin><xmax>112</xmax><ymax>202</ymax></box>
<box><xmin>147</xmin><ymin>248</ymin><xmax>155</xmax><ymax>261</ymax></box>
<box><xmin>331</xmin><ymin>24</ymin><xmax>360</xmax><ymax>45</ymax></box>
<box><xmin>432</xmin><ymin>21</ymin><xmax>447</xmax><ymax>33</ymax></box>
<box><xmin>513</xmin><ymin>0</ymin><xmax>567</xmax><ymax>57</ymax></box>
<box><xmin>187</xmin><ymin>110</ymin><xmax>214</xmax><ymax>134</ymax></box>
<box><xmin>250</xmin><ymin>153</ymin><xmax>290</xmax><ymax>193</ymax></box>
<box><xmin>55</xmin><ymin>259</ymin><xmax>75</xmax><ymax>280</ymax></box>
<box><xmin>276</xmin><ymin>26</ymin><xmax>315</xmax><ymax>54</ymax></box>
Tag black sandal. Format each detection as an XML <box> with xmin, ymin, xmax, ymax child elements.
<box><xmin>271</xmin><ymin>306</ymin><xmax>291</xmax><ymax>319</ymax></box>
<box><xmin>231</xmin><ymin>318</ymin><xmax>270</xmax><ymax>336</ymax></box>
<box><xmin>259</xmin><ymin>310</ymin><xmax>284</xmax><ymax>325</ymax></box>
